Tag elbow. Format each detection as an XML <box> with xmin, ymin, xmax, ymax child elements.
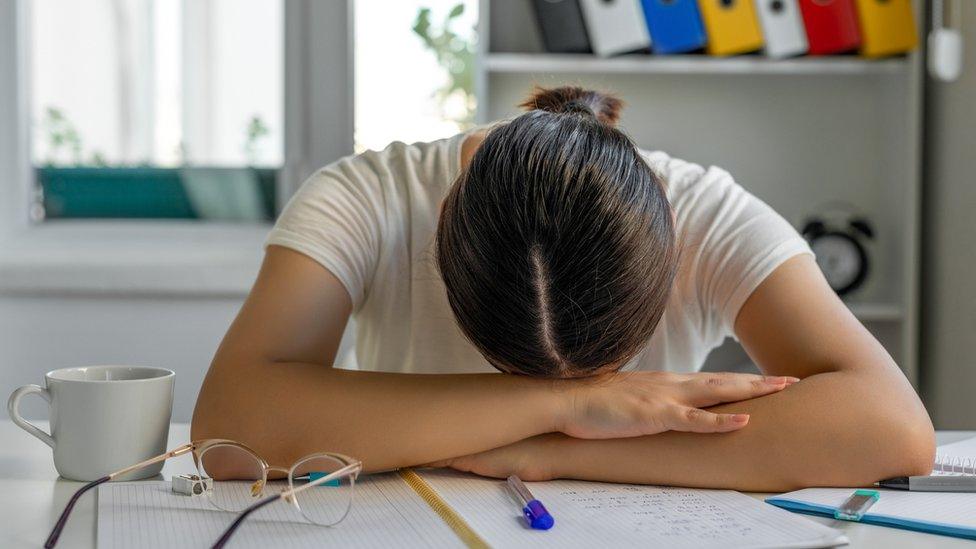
<box><xmin>782</xmin><ymin>394</ymin><xmax>935</xmax><ymax>490</ymax></box>
<box><xmin>190</xmin><ymin>358</ymin><xmax>253</xmax><ymax>443</ymax></box>
<box><xmin>847</xmin><ymin>369</ymin><xmax>936</xmax><ymax>483</ymax></box>
<box><xmin>887</xmin><ymin>407</ymin><xmax>936</xmax><ymax>477</ymax></box>
<box><xmin>852</xmin><ymin>401</ymin><xmax>935</xmax><ymax>485</ymax></box>
<box><xmin>190</xmin><ymin>383</ymin><xmax>223</xmax><ymax>442</ymax></box>
<box><xmin>190</xmin><ymin>401</ymin><xmax>220</xmax><ymax>442</ymax></box>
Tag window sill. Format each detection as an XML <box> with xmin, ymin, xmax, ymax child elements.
<box><xmin>0</xmin><ymin>221</ymin><xmax>267</xmax><ymax>297</ymax></box>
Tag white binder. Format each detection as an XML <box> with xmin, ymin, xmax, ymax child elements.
<box><xmin>578</xmin><ymin>0</ymin><xmax>651</xmax><ymax>57</ymax></box>
<box><xmin>754</xmin><ymin>0</ymin><xmax>808</xmax><ymax>58</ymax></box>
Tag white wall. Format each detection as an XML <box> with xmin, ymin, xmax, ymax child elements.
<box><xmin>1</xmin><ymin>294</ymin><xmax>243</xmax><ymax>423</ymax></box>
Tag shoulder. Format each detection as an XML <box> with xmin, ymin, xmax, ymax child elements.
<box><xmin>283</xmin><ymin>133</ymin><xmax>464</xmax><ymax>221</ymax></box>
<box><xmin>312</xmin><ymin>133</ymin><xmax>461</xmax><ymax>185</ymax></box>
<box><xmin>638</xmin><ymin>149</ymin><xmax>749</xmax><ymax>240</ymax></box>
<box><xmin>639</xmin><ymin>149</ymin><xmax>736</xmax><ymax>208</ymax></box>
<box><xmin>640</xmin><ymin>149</ymin><xmax>811</xmax><ymax>340</ymax></box>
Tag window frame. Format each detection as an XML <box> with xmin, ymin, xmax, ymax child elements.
<box><xmin>0</xmin><ymin>0</ymin><xmax>353</xmax><ymax>296</ymax></box>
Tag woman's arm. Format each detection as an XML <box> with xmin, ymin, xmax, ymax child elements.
<box><xmin>442</xmin><ymin>256</ymin><xmax>936</xmax><ymax>491</ymax></box>
<box><xmin>192</xmin><ymin>246</ymin><xmax>791</xmax><ymax>472</ymax></box>
<box><xmin>192</xmin><ymin>246</ymin><xmax>559</xmax><ymax>471</ymax></box>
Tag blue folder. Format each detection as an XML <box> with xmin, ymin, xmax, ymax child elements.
<box><xmin>766</xmin><ymin>495</ymin><xmax>976</xmax><ymax>541</ymax></box>
<box><xmin>639</xmin><ymin>0</ymin><xmax>707</xmax><ymax>54</ymax></box>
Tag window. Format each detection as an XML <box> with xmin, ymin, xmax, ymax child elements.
<box><xmin>353</xmin><ymin>0</ymin><xmax>477</xmax><ymax>153</ymax></box>
<box><xmin>29</xmin><ymin>0</ymin><xmax>283</xmax><ymax>222</ymax></box>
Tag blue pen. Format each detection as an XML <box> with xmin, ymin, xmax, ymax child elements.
<box><xmin>507</xmin><ymin>475</ymin><xmax>554</xmax><ymax>530</ymax></box>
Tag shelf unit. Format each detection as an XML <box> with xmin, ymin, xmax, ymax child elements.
<box><xmin>484</xmin><ymin>53</ymin><xmax>908</xmax><ymax>76</ymax></box>
<box><xmin>475</xmin><ymin>0</ymin><xmax>924</xmax><ymax>385</ymax></box>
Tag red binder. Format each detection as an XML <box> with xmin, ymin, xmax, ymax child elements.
<box><xmin>797</xmin><ymin>0</ymin><xmax>861</xmax><ymax>55</ymax></box>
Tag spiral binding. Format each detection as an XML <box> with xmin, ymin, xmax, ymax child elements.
<box><xmin>932</xmin><ymin>454</ymin><xmax>976</xmax><ymax>475</ymax></box>
<box><xmin>398</xmin><ymin>469</ymin><xmax>490</xmax><ymax>549</ymax></box>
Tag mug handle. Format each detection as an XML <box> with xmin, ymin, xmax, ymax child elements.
<box><xmin>7</xmin><ymin>384</ymin><xmax>56</xmax><ymax>449</ymax></box>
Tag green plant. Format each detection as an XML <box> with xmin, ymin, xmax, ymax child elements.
<box><xmin>412</xmin><ymin>3</ymin><xmax>476</xmax><ymax>128</ymax></box>
<box><xmin>40</xmin><ymin>107</ymin><xmax>84</xmax><ymax>165</ymax></box>
<box><xmin>90</xmin><ymin>151</ymin><xmax>108</xmax><ymax>167</ymax></box>
<box><xmin>244</xmin><ymin>114</ymin><xmax>270</xmax><ymax>165</ymax></box>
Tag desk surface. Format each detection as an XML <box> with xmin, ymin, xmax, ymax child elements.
<box><xmin>1</xmin><ymin>420</ymin><xmax>973</xmax><ymax>548</ymax></box>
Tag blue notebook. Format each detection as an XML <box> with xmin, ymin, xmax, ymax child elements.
<box><xmin>768</xmin><ymin>436</ymin><xmax>976</xmax><ymax>541</ymax></box>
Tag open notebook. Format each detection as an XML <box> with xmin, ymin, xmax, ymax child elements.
<box><xmin>767</xmin><ymin>436</ymin><xmax>976</xmax><ymax>541</ymax></box>
<box><xmin>98</xmin><ymin>469</ymin><xmax>846</xmax><ymax>548</ymax></box>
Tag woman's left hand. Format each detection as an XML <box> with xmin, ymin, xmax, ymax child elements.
<box><xmin>425</xmin><ymin>434</ymin><xmax>564</xmax><ymax>481</ymax></box>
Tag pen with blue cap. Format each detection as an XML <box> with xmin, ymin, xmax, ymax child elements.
<box><xmin>506</xmin><ymin>475</ymin><xmax>554</xmax><ymax>530</ymax></box>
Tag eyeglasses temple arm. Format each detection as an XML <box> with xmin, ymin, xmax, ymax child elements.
<box><xmin>280</xmin><ymin>462</ymin><xmax>362</xmax><ymax>501</ymax></box>
<box><xmin>108</xmin><ymin>442</ymin><xmax>194</xmax><ymax>480</ymax></box>
<box><xmin>211</xmin><ymin>494</ymin><xmax>279</xmax><ymax>549</ymax></box>
<box><xmin>44</xmin><ymin>476</ymin><xmax>110</xmax><ymax>548</ymax></box>
<box><xmin>44</xmin><ymin>443</ymin><xmax>195</xmax><ymax>548</ymax></box>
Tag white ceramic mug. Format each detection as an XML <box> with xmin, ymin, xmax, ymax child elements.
<box><xmin>7</xmin><ymin>365</ymin><xmax>175</xmax><ymax>481</ymax></box>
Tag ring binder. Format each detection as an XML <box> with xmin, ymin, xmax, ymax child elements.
<box><xmin>697</xmin><ymin>0</ymin><xmax>765</xmax><ymax>56</ymax></box>
<box><xmin>578</xmin><ymin>0</ymin><xmax>652</xmax><ymax>57</ymax></box>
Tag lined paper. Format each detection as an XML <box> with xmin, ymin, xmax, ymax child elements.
<box><xmin>97</xmin><ymin>474</ymin><xmax>463</xmax><ymax>549</ymax></box>
<box><xmin>417</xmin><ymin>470</ymin><xmax>847</xmax><ymax>548</ymax></box>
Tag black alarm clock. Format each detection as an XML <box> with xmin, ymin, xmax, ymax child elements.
<box><xmin>801</xmin><ymin>215</ymin><xmax>874</xmax><ymax>296</ymax></box>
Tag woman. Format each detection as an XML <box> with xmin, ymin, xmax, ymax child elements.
<box><xmin>193</xmin><ymin>86</ymin><xmax>933</xmax><ymax>491</ymax></box>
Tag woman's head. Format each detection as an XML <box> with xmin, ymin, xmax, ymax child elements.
<box><xmin>436</xmin><ymin>86</ymin><xmax>677</xmax><ymax>378</ymax></box>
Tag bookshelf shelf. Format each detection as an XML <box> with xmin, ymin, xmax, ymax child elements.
<box><xmin>484</xmin><ymin>53</ymin><xmax>907</xmax><ymax>76</ymax></box>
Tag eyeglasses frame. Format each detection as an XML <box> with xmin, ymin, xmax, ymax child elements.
<box><xmin>43</xmin><ymin>438</ymin><xmax>362</xmax><ymax>549</ymax></box>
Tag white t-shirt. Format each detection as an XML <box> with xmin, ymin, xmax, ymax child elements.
<box><xmin>266</xmin><ymin>131</ymin><xmax>812</xmax><ymax>374</ymax></box>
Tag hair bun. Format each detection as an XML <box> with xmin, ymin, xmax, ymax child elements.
<box><xmin>519</xmin><ymin>86</ymin><xmax>623</xmax><ymax>127</ymax></box>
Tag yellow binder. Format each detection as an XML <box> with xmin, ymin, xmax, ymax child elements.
<box><xmin>855</xmin><ymin>0</ymin><xmax>918</xmax><ymax>58</ymax></box>
<box><xmin>697</xmin><ymin>0</ymin><xmax>764</xmax><ymax>56</ymax></box>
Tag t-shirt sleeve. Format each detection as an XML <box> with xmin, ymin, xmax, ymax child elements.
<box><xmin>680</xmin><ymin>166</ymin><xmax>814</xmax><ymax>339</ymax></box>
<box><xmin>265</xmin><ymin>155</ymin><xmax>384</xmax><ymax>310</ymax></box>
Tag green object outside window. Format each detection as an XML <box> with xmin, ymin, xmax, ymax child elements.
<box><xmin>37</xmin><ymin>167</ymin><xmax>278</xmax><ymax>221</ymax></box>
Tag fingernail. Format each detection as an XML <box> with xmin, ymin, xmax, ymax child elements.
<box><xmin>732</xmin><ymin>414</ymin><xmax>750</xmax><ymax>423</ymax></box>
<box><xmin>766</xmin><ymin>376</ymin><xmax>800</xmax><ymax>385</ymax></box>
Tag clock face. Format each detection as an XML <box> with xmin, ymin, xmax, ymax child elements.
<box><xmin>810</xmin><ymin>234</ymin><xmax>863</xmax><ymax>292</ymax></box>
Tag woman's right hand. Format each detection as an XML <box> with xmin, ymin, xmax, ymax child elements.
<box><xmin>557</xmin><ymin>371</ymin><xmax>798</xmax><ymax>439</ymax></box>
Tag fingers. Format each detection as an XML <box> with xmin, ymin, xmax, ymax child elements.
<box><xmin>681</xmin><ymin>373</ymin><xmax>799</xmax><ymax>408</ymax></box>
<box><xmin>667</xmin><ymin>407</ymin><xmax>752</xmax><ymax>433</ymax></box>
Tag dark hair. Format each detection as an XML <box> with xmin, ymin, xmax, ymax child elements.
<box><xmin>436</xmin><ymin>86</ymin><xmax>677</xmax><ymax>378</ymax></box>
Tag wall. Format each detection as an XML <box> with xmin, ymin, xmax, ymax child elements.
<box><xmin>921</xmin><ymin>5</ymin><xmax>976</xmax><ymax>429</ymax></box>
<box><xmin>1</xmin><ymin>295</ymin><xmax>243</xmax><ymax>423</ymax></box>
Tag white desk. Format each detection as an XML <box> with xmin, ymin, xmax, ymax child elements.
<box><xmin>0</xmin><ymin>420</ymin><xmax>973</xmax><ymax>548</ymax></box>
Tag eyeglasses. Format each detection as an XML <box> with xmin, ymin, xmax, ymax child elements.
<box><xmin>44</xmin><ymin>439</ymin><xmax>363</xmax><ymax>549</ymax></box>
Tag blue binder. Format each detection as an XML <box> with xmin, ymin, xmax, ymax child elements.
<box><xmin>640</xmin><ymin>0</ymin><xmax>707</xmax><ymax>54</ymax></box>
